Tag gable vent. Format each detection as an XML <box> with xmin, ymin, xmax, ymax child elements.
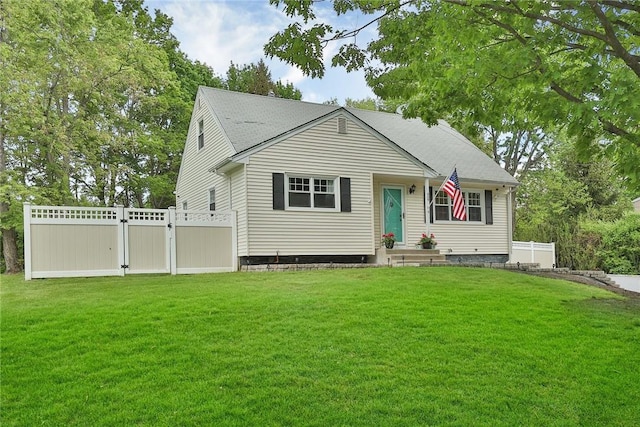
<box><xmin>337</xmin><ymin>117</ymin><xmax>347</xmax><ymax>134</ymax></box>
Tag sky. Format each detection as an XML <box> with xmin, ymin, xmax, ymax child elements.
<box><xmin>145</xmin><ymin>0</ymin><xmax>377</xmax><ymax>104</ymax></box>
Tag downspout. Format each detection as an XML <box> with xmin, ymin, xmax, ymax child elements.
<box><xmin>228</xmin><ymin>174</ymin><xmax>233</xmax><ymax>210</ymax></box>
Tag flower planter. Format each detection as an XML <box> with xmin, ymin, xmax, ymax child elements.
<box><xmin>381</xmin><ymin>232</ymin><xmax>396</xmax><ymax>250</ymax></box>
<box><xmin>418</xmin><ymin>233</ymin><xmax>437</xmax><ymax>250</ymax></box>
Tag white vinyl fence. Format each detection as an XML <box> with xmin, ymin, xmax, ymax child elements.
<box><xmin>511</xmin><ymin>241</ymin><xmax>556</xmax><ymax>268</ymax></box>
<box><xmin>23</xmin><ymin>203</ymin><xmax>236</xmax><ymax>280</ymax></box>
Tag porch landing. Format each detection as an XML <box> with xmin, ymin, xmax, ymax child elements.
<box><xmin>376</xmin><ymin>247</ymin><xmax>449</xmax><ymax>267</ymax></box>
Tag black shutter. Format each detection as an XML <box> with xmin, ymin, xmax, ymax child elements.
<box><xmin>485</xmin><ymin>190</ymin><xmax>493</xmax><ymax>225</ymax></box>
<box><xmin>340</xmin><ymin>177</ymin><xmax>351</xmax><ymax>212</ymax></box>
<box><xmin>429</xmin><ymin>186</ymin><xmax>434</xmax><ymax>223</ymax></box>
<box><xmin>273</xmin><ymin>173</ymin><xmax>285</xmax><ymax>210</ymax></box>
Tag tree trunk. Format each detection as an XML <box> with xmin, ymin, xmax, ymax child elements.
<box><xmin>0</xmin><ymin>128</ymin><xmax>22</xmax><ymax>273</ymax></box>
<box><xmin>1</xmin><ymin>226</ymin><xmax>20</xmax><ymax>273</ymax></box>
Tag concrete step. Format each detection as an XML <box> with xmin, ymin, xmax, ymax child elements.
<box><xmin>389</xmin><ymin>254</ymin><xmax>446</xmax><ymax>261</ymax></box>
<box><xmin>386</xmin><ymin>251</ymin><xmax>448</xmax><ymax>267</ymax></box>
<box><xmin>386</xmin><ymin>248</ymin><xmax>441</xmax><ymax>255</ymax></box>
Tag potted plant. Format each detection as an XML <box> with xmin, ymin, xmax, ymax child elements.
<box><xmin>418</xmin><ymin>233</ymin><xmax>437</xmax><ymax>249</ymax></box>
<box><xmin>381</xmin><ymin>232</ymin><xmax>396</xmax><ymax>249</ymax></box>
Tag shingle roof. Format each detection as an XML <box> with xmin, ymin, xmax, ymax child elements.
<box><xmin>347</xmin><ymin>108</ymin><xmax>518</xmax><ymax>184</ymax></box>
<box><xmin>200</xmin><ymin>87</ymin><xmax>518</xmax><ymax>185</ymax></box>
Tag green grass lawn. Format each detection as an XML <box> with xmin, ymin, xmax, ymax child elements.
<box><xmin>2</xmin><ymin>267</ymin><xmax>639</xmax><ymax>426</ymax></box>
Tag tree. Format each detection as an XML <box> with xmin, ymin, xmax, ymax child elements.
<box><xmin>265</xmin><ymin>0</ymin><xmax>640</xmax><ymax>191</ymax></box>
<box><xmin>0</xmin><ymin>0</ymin><xmax>182</xmax><ymax>272</ymax></box>
<box><xmin>345</xmin><ymin>97</ymin><xmax>378</xmax><ymax>111</ymax></box>
<box><xmin>515</xmin><ymin>139</ymin><xmax>632</xmax><ymax>269</ymax></box>
<box><xmin>226</xmin><ymin>59</ymin><xmax>302</xmax><ymax>99</ymax></box>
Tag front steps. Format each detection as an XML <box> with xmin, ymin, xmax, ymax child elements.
<box><xmin>377</xmin><ymin>247</ymin><xmax>448</xmax><ymax>267</ymax></box>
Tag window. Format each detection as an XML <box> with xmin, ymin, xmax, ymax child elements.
<box><xmin>181</xmin><ymin>200</ymin><xmax>188</xmax><ymax>220</ymax></box>
<box><xmin>435</xmin><ymin>191</ymin><xmax>450</xmax><ymax>221</ymax></box>
<box><xmin>313</xmin><ymin>178</ymin><xmax>335</xmax><ymax>208</ymax></box>
<box><xmin>288</xmin><ymin>177</ymin><xmax>311</xmax><ymax>207</ymax></box>
<box><xmin>208</xmin><ymin>188</ymin><xmax>216</xmax><ymax>211</ymax></box>
<box><xmin>198</xmin><ymin>119</ymin><xmax>204</xmax><ymax>150</ymax></box>
<box><xmin>434</xmin><ymin>190</ymin><xmax>483</xmax><ymax>222</ymax></box>
<box><xmin>467</xmin><ymin>192</ymin><xmax>482</xmax><ymax>222</ymax></box>
<box><xmin>288</xmin><ymin>176</ymin><xmax>335</xmax><ymax>209</ymax></box>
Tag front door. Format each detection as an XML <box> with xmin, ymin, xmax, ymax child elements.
<box><xmin>383</xmin><ymin>187</ymin><xmax>404</xmax><ymax>244</ymax></box>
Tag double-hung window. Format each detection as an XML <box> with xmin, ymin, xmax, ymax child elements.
<box><xmin>288</xmin><ymin>176</ymin><xmax>336</xmax><ymax>209</ymax></box>
<box><xmin>198</xmin><ymin>119</ymin><xmax>204</xmax><ymax>150</ymax></box>
<box><xmin>209</xmin><ymin>188</ymin><xmax>216</xmax><ymax>211</ymax></box>
<box><xmin>467</xmin><ymin>191</ymin><xmax>482</xmax><ymax>222</ymax></box>
<box><xmin>434</xmin><ymin>191</ymin><xmax>451</xmax><ymax>221</ymax></box>
<box><xmin>434</xmin><ymin>190</ymin><xmax>483</xmax><ymax>222</ymax></box>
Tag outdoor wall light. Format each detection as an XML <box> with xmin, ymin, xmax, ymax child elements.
<box><xmin>409</xmin><ymin>184</ymin><xmax>416</xmax><ymax>194</ymax></box>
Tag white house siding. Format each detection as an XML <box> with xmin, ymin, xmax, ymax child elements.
<box><xmin>244</xmin><ymin>115</ymin><xmax>425</xmax><ymax>256</ymax></box>
<box><xmin>229</xmin><ymin>166</ymin><xmax>248</xmax><ymax>256</ymax></box>
<box><xmin>429</xmin><ymin>183</ymin><xmax>510</xmax><ymax>255</ymax></box>
<box><xmin>175</xmin><ymin>92</ymin><xmax>235</xmax><ymax>211</ymax></box>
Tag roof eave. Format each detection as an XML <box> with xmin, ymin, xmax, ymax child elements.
<box><xmin>208</xmin><ymin>158</ymin><xmax>243</xmax><ymax>175</ymax></box>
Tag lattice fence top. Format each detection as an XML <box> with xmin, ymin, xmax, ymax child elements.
<box><xmin>127</xmin><ymin>209</ymin><xmax>167</xmax><ymax>222</ymax></box>
<box><xmin>175</xmin><ymin>210</ymin><xmax>233</xmax><ymax>225</ymax></box>
<box><xmin>30</xmin><ymin>206</ymin><xmax>118</xmax><ymax>221</ymax></box>
<box><xmin>27</xmin><ymin>205</ymin><xmax>233</xmax><ymax>225</ymax></box>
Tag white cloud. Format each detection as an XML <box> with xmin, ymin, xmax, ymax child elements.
<box><xmin>280</xmin><ymin>66</ymin><xmax>306</xmax><ymax>85</ymax></box>
<box><xmin>148</xmin><ymin>0</ymin><xmax>375</xmax><ymax>103</ymax></box>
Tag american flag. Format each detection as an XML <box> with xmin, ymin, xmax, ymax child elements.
<box><xmin>442</xmin><ymin>168</ymin><xmax>467</xmax><ymax>220</ymax></box>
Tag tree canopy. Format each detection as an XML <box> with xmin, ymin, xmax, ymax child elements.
<box><xmin>225</xmin><ymin>59</ymin><xmax>302</xmax><ymax>99</ymax></box>
<box><xmin>265</xmin><ymin>0</ymin><xmax>640</xmax><ymax>190</ymax></box>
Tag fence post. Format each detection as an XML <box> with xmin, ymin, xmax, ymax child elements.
<box><xmin>530</xmin><ymin>241</ymin><xmax>535</xmax><ymax>264</ymax></box>
<box><xmin>23</xmin><ymin>203</ymin><xmax>32</xmax><ymax>280</ymax></box>
<box><xmin>551</xmin><ymin>242</ymin><xmax>556</xmax><ymax>268</ymax></box>
<box><xmin>231</xmin><ymin>210</ymin><xmax>238</xmax><ymax>272</ymax></box>
<box><xmin>116</xmin><ymin>205</ymin><xmax>126</xmax><ymax>276</ymax></box>
<box><xmin>168</xmin><ymin>207</ymin><xmax>177</xmax><ymax>275</ymax></box>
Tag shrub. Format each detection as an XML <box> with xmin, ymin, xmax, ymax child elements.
<box><xmin>597</xmin><ymin>214</ymin><xmax>640</xmax><ymax>274</ymax></box>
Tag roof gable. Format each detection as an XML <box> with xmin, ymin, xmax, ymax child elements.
<box><xmin>199</xmin><ymin>87</ymin><xmax>340</xmax><ymax>154</ymax></box>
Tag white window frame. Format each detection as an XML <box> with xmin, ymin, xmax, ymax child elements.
<box><xmin>208</xmin><ymin>187</ymin><xmax>216</xmax><ymax>211</ymax></box>
<box><xmin>434</xmin><ymin>189</ymin><xmax>484</xmax><ymax>223</ymax></box>
<box><xmin>285</xmin><ymin>174</ymin><xmax>339</xmax><ymax>211</ymax></box>
<box><xmin>197</xmin><ymin>119</ymin><xmax>204</xmax><ymax>150</ymax></box>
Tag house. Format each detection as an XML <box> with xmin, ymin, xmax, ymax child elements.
<box><xmin>634</xmin><ymin>197</ymin><xmax>640</xmax><ymax>212</ymax></box>
<box><xmin>175</xmin><ymin>87</ymin><xmax>519</xmax><ymax>266</ymax></box>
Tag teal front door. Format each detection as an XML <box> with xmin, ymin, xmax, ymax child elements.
<box><xmin>383</xmin><ymin>187</ymin><xmax>403</xmax><ymax>243</ymax></box>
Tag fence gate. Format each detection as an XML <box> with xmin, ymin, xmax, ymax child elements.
<box><xmin>24</xmin><ymin>203</ymin><xmax>237</xmax><ymax>280</ymax></box>
<box><xmin>123</xmin><ymin>208</ymin><xmax>171</xmax><ymax>275</ymax></box>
